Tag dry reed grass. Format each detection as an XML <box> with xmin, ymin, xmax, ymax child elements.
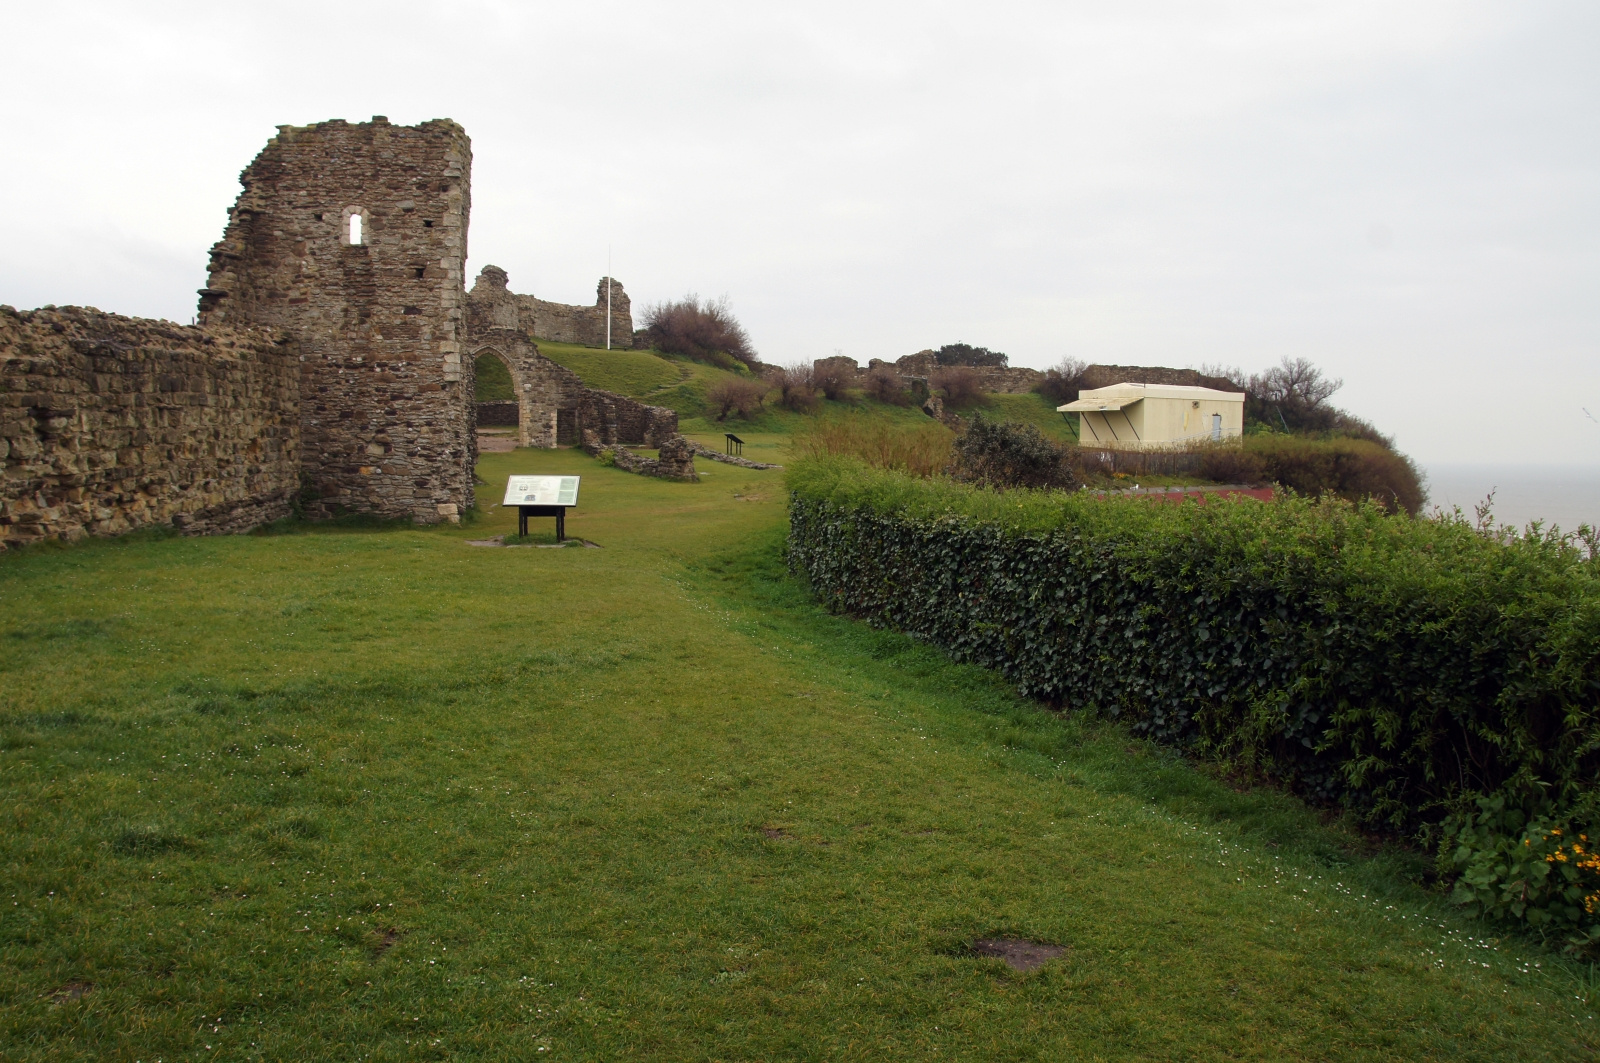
<box><xmin>793</xmin><ymin>415</ymin><xmax>954</xmax><ymax>478</ymax></box>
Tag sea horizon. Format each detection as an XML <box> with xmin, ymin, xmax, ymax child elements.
<box><xmin>1423</xmin><ymin>463</ymin><xmax>1600</xmax><ymax>534</ymax></box>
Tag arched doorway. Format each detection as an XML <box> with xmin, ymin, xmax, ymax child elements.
<box><xmin>471</xmin><ymin>342</ymin><xmax>583</xmax><ymax>451</ymax></box>
<box><xmin>473</xmin><ymin>347</ymin><xmax>522</xmax><ymax>454</ymax></box>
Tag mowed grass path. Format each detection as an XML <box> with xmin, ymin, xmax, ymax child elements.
<box><xmin>2</xmin><ymin>448</ymin><xmax>1595</xmax><ymax>1060</ymax></box>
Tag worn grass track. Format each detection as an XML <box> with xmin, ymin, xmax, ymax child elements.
<box><xmin>1</xmin><ymin>447</ymin><xmax>1595</xmax><ymax>1060</ymax></box>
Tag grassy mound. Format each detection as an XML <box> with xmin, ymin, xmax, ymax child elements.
<box><xmin>980</xmin><ymin>392</ymin><xmax>1079</xmax><ymax>442</ymax></box>
<box><xmin>533</xmin><ymin>341</ymin><xmax>685</xmax><ymax>398</ymax></box>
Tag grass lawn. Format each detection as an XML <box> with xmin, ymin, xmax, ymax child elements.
<box><xmin>532</xmin><ymin>342</ymin><xmax>687</xmax><ymax>399</ymax></box>
<box><xmin>981</xmin><ymin>393</ymin><xmax>1079</xmax><ymax>442</ymax></box>
<box><xmin>3</xmin><ymin>445</ymin><xmax>1597</xmax><ymax>1060</ymax></box>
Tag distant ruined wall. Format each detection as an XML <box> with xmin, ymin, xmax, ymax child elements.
<box><xmin>1</xmin><ymin>307</ymin><xmax>300</xmax><ymax>548</ymax></box>
<box><xmin>886</xmin><ymin>352</ymin><xmax>1043</xmax><ymax>394</ymax></box>
<box><xmin>467</xmin><ymin>265</ymin><xmax>633</xmax><ymax>348</ymax></box>
<box><xmin>814</xmin><ymin>352</ymin><xmax>1043</xmax><ymax>395</ymax></box>
<box><xmin>465</xmin><ymin>267</ymin><xmax>675</xmax><ymax>449</ymax></box>
<box><xmin>530</xmin><ymin>278</ymin><xmax>633</xmax><ymax>347</ymax></box>
<box><xmin>197</xmin><ymin>117</ymin><xmax>474</xmax><ymax>523</ymax></box>
<box><xmin>1078</xmin><ymin>365</ymin><xmax>1238</xmax><ymax>392</ymax></box>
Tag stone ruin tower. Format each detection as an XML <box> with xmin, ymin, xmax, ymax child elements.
<box><xmin>197</xmin><ymin>117</ymin><xmax>474</xmax><ymax>523</ymax></box>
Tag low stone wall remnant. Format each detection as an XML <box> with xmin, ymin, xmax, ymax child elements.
<box><xmin>582</xmin><ymin>430</ymin><xmax>697</xmax><ymax>481</ymax></box>
<box><xmin>476</xmin><ymin>401</ymin><xmax>519</xmax><ymax>426</ymax></box>
<box><xmin>684</xmin><ymin>440</ymin><xmax>782</xmax><ymax>470</ymax></box>
<box><xmin>1</xmin><ymin>306</ymin><xmax>301</xmax><ymax>548</ymax></box>
<box><xmin>466</xmin><ymin>268</ymin><xmax>677</xmax><ymax>449</ymax></box>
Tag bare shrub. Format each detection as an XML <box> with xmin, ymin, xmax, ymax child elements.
<box><xmin>932</xmin><ymin>365</ymin><xmax>984</xmax><ymax>409</ymax></box>
<box><xmin>1251</xmin><ymin>356</ymin><xmax>1342</xmax><ymax>411</ymax></box>
<box><xmin>812</xmin><ymin>358</ymin><xmax>855</xmax><ymax>401</ymax></box>
<box><xmin>952</xmin><ymin>415</ymin><xmax>1078</xmax><ymax>490</ymax></box>
<box><xmin>863</xmin><ymin>364</ymin><xmax>909</xmax><ymax>405</ymax></box>
<box><xmin>1247</xmin><ymin>434</ymin><xmax>1425</xmax><ymax>514</ymax></box>
<box><xmin>793</xmin><ymin>415</ymin><xmax>953</xmax><ymax>478</ymax></box>
<box><xmin>774</xmin><ymin>362</ymin><xmax>820</xmax><ymax>413</ymax></box>
<box><xmin>641</xmin><ymin>294</ymin><xmax>757</xmax><ymax>369</ymax></box>
<box><xmin>1036</xmin><ymin>357</ymin><xmax>1087</xmax><ymax>405</ymax></box>
<box><xmin>705</xmin><ymin>377</ymin><xmax>767</xmax><ymax>421</ymax></box>
<box><xmin>1197</xmin><ymin>443</ymin><xmax>1267</xmax><ymax>484</ymax></box>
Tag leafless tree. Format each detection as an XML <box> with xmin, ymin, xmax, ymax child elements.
<box><xmin>864</xmin><ymin>363</ymin><xmax>909</xmax><ymax>405</ymax></box>
<box><xmin>774</xmin><ymin>362</ymin><xmax>820</xmax><ymax>413</ymax></box>
<box><xmin>705</xmin><ymin>377</ymin><xmax>768</xmax><ymax>421</ymax></box>
<box><xmin>1250</xmin><ymin>356</ymin><xmax>1342</xmax><ymax>414</ymax></box>
<box><xmin>932</xmin><ymin>365</ymin><xmax>984</xmax><ymax>408</ymax></box>
<box><xmin>811</xmin><ymin>358</ymin><xmax>855</xmax><ymax>401</ymax></box>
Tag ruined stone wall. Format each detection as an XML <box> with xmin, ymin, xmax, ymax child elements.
<box><xmin>815</xmin><ymin>352</ymin><xmax>1044</xmax><ymax>395</ymax></box>
<box><xmin>888</xmin><ymin>352</ymin><xmax>1043</xmax><ymax>393</ymax></box>
<box><xmin>467</xmin><ymin>266</ymin><xmax>632</xmax><ymax>349</ymax></box>
<box><xmin>197</xmin><ymin>117</ymin><xmax>474</xmax><ymax>524</ymax></box>
<box><xmin>1078</xmin><ymin>364</ymin><xmax>1237</xmax><ymax>392</ymax></box>
<box><xmin>465</xmin><ymin>267</ymin><xmax>675</xmax><ymax>449</ymax></box>
<box><xmin>476</xmin><ymin>400</ymin><xmax>519</xmax><ymax>426</ymax></box>
<box><xmin>529</xmin><ymin>277</ymin><xmax>632</xmax><ymax>347</ymax></box>
<box><xmin>1</xmin><ymin>307</ymin><xmax>300</xmax><ymax>548</ymax></box>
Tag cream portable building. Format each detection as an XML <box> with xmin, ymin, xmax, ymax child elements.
<box><xmin>1059</xmin><ymin>382</ymin><xmax>1245</xmax><ymax>450</ymax></box>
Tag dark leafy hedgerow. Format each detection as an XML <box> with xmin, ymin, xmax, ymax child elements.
<box><xmin>787</xmin><ymin>458</ymin><xmax>1600</xmax><ymax>939</ymax></box>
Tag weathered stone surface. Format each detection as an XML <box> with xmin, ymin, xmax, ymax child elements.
<box><xmin>0</xmin><ymin>306</ymin><xmax>300</xmax><ymax>548</ymax></box>
<box><xmin>2</xmin><ymin>116</ymin><xmax>687</xmax><ymax>547</ymax></box>
<box><xmin>476</xmin><ymin>400</ymin><xmax>518</xmax><ymax>426</ymax></box>
<box><xmin>197</xmin><ymin>116</ymin><xmax>475</xmax><ymax>523</ymax></box>
<box><xmin>582</xmin><ymin>429</ymin><xmax>698</xmax><ymax>481</ymax></box>
<box><xmin>468</xmin><ymin>264</ymin><xmax>632</xmax><ymax>348</ymax></box>
<box><xmin>684</xmin><ymin>440</ymin><xmax>782</xmax><ymax>470</ymax></box>
<box><xmin>654</xmin><ymin>436</ymin><xmax>698</xmax><ymax>481</ymax></box>
<box><xmin>809</xmin><ymin>352</ymin><xmax>1045</xmax><ymax>395</ymax></box>
<box><xmin>890</xmin><ymin>351</ymin><xmax>1044</xmax><ymax>394</ymax></box>
<box><xmin>465</xmin><ymin>268</ymin><xmax>676</xmax><ymax>449</ymax></box>
<box><xmin>1077</xmin><ymin>364</ymin><xmax>1238</xmax><ymax>392</ymax></box>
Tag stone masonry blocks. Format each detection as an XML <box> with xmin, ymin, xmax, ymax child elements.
<box><xmin>0</xmin><ymin>306</ymin><xmax>301</xmax><ymax>548</ymax></box>
<box><xmin>197</xmin><ymin>117</ymin><xmax>475</xmax><ymax>523</ymax></box>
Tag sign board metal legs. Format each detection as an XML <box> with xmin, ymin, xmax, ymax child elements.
<box><xmin>518</xmin><ymin>505</ymin><xmax>568</xmax><ymax>541</ymax></box>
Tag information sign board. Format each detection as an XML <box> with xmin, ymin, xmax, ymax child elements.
<box><xmin>503</xmin><ymin>476</ymin><xmax>580</xmax><ymax>508</ymax></box>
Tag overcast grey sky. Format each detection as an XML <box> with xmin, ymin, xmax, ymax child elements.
<box><xmin>1</xmin><ymin>1</ymin><xmax>1596</xmax><ymax>466</ymax></box>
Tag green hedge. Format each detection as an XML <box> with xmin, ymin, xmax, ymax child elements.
<box><xmin>787</xmin><ymin>457</ymin><xmax>1600</xmax><ymax>839</ymax></box>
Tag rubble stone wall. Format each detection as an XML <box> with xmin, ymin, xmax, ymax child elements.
<box><xmin>466</xmin><ymin>268</ymin><xmax>676</xmax><ymax>449</ymax></box>
<box><xmin>469</xmin><ymin>265</ymin><xmax>632</xmax><ymax>348</ymax></box>
<box><xmin>885</xmin><ymin>352</ymin><xmax>1043</xmax><ymax>393</ymax></box>
<box><xmin>814</xmin><ymin>352</ymin><xmax>1044</xmax><ymax>395</ymax></box>
<box><xmin>476</xmin><ymin>400</ymin><xmax>519</xmax><ymax>426</ymax></box>
<box><xmin>1078</xmin><ymin>364</ymin><xmax>1239</xmax><ymax>392</ymax></box>
<box><xmin>197</xmin><ymin>117</ymin><xmax>475</xmax><ymax>524</ymax></box>
<box><xmin>1</xmin><ymin>307</ymin><xmax>300</xmax><ymax>548</ymax></box>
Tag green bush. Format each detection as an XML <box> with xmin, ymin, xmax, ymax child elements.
<box><xmin>1244</xmin><ymin>434</ymin><xmax>1425</xmax><ymax>514</ymax></box>
<box><xmin>787</xmin><ymin>457</ymin><xmax>1600</xmax><ymax>940</ymax></box>
<box><xmin>1441</xmin><ymin>794</ymin><xmax>1600</xmax><ymax>952</ymax></box>
<box><xmin>953</xmin><ymin>416</ymin><xmax>1078</xmax><ymax>490</ymax></box>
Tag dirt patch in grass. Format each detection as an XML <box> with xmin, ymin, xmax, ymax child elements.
<box><xmin>971</xmin><ymin>938</ymin><xmax>1067</xmax><ymax>972</ymax></box>
<box><xmin>371</xmin><ymin>928</ymin><xmax>404</xmax><ymax>961</ymax></box>
<box><xmin>760</xmin><ymin>826</ymin><xmax>789</xmax><ymax>840</ymax></box>
<box><xmin>50</xmin><ymin>982</ymin><xmax>93</xmax><ymax>1004</ymax></box>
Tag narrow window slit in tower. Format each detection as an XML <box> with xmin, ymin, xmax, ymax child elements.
<box><xmin>349</xmin><ymin>213</ymin><xmax>364</xmax><ymax>245</ymax></box>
